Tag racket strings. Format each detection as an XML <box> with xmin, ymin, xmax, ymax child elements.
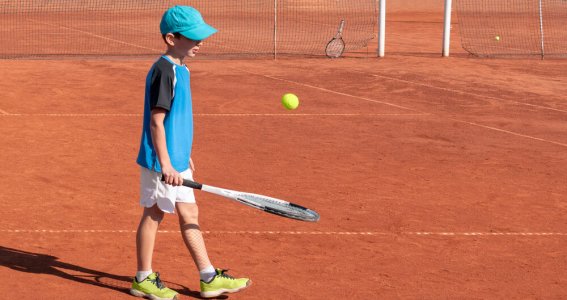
<box><xmin>326</xmin><ymin>40</ymin><xmax>345</xmax><ymax>58</ymax></box>
<box><xmin>242</xmin><ymin>194</ymin><xmax>318</xmax><ymax>221</ymax></box>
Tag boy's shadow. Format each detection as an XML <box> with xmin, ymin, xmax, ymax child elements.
<box><xmin>0</xmin><ymin>246</ymin><xmax>224</xmax><ymax>299</ymax></box>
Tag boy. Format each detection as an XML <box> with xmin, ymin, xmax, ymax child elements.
<box><xmin>131</xmin><ymin>6</ymin><xmax>251</xmax><ymax>300</ymax></box>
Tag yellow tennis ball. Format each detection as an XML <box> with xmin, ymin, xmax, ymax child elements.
<box><xmin>281</xmin><ymin>93</ymin><xmax>299</xmax><ymax>110</ymax></box>
<box><xmin>495</xmin><ymin>35</ymin><xmax>501</xmax><ymax>41</ymax></box>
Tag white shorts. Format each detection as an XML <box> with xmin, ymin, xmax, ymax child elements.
<box><xmin>140</xmin><ymin>167</ymin><xmax>196</xmax><ymax>213</ymax></box>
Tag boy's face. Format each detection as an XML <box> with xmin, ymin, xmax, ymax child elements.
<box><xmin>165</xmin><ymin>33</ymin><xmax>203</xmax><ymax>58</ymax></box>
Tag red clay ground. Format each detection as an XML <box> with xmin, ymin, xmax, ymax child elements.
<box><xmin>1</xmin><ymin>3</ymin><xmax>567</xmax><ymax>299</ymax></box>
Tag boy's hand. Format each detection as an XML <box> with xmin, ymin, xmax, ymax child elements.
<box><xmin>162</xmin><ymin>165</ymin><xmax>183</xmax><ymax>186</ymax></box>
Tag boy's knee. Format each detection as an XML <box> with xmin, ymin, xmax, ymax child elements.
<box><xmin>145</xmin><ymin>204</ymin><xmax>165</xmax><ymax>222</ymax></box>
<box><xmin>177</xmin><ymin>203</ymin><xmax>199</xmax><ymax>224</ymax></box>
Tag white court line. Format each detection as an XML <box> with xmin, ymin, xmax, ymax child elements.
<box><xmin>0</xmin><ymin>113</ymin><xmax>142</xmax><ymax>117</ymax></box>
<box><xmin>1</xmin><ymin>229</ymin><xmax>566</xmax><ymax>236</ymax></box>
<box><xmin>238</xmin><ymin>69</ymin><xmax>421</xmax><ymax>113</ymax></box>
<box><xmin>0</xmin><ymin>108</ymin><xmax>9</xmax><ymax>115</ymax></box>
<box><xmin>26</xmin><ymin>18</ymin><xmax>162</xmax><ymax>53</ymax></box>
<box><xmin>353</xmin><ymin>70</ymin><xmax>567</xmax><ymax>114</ymax></box>
<box><xmin>0</xmin><ymin>113</ymin><xmax>427</xmax><ymax>117</ymax></box>
<box><xmin>451</xmin><ymin>119</ymin><xmax>567</xmax><ymax>148</ymax></box>
<box><xmin>194</xmin><ymin>113</ymin><xmax>428</xmax><ymax>117</ymax></box>
<box><xmin>241</xmin><ymin>70</ymin><xmax>567</xmax><ymax>148</ymax></box>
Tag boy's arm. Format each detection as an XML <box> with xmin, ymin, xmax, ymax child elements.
<box><xmin>150</xmin><ymin>108</ymin><xmax>183</xmax><ymax>186</ymax></box>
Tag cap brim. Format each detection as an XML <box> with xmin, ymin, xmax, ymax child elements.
<box><xmin>179</xmin><ymin>24</ymin><xmax>217</xmax><ymax>41</ymax></box>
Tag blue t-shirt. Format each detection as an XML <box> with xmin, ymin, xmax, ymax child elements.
<box><xmin>137</xmin><ymin>56</ymin><xmax>193</xmax><ymax>172</ymax></box>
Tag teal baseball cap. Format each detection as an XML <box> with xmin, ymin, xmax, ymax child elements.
<box><xmin>160</xmin><ymin>6</ymin><xmax>217</xmax><ymax>41</ymax></box>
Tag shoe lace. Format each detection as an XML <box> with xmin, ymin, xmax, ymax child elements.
<box><xmin>149</xmin><ymin>272</ymin><xmax>166</xmax><ymax>289</ymax></box>
<box><xmin>218</xmin><ymin>269</ymin><xmax>235</xmax><ymax>280</ymax></box>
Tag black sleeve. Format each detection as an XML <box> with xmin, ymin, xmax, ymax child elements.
<box><xmin>149</xmin><ymin>60</ymin><xmax>174</xmax><ymax>111</ymax></box>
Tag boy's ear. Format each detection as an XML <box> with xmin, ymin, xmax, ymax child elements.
<box><xmin>164</xmin><ymin>33</ymin><xmax>176</xmax><ymax>46</ymax></box>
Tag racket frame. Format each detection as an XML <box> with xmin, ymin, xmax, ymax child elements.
<box><xmin>325</xmin><ymin>19</ymin><xmax>346</xmax><ymax>58</ymax></box>
<box><xmin>177</xmin><ymin>178</ymin><xmax>320</xmax><ymax>222</ymax></box>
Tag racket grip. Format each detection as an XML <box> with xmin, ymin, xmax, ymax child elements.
<box><xmin>182</xmin><ymin>179</ymin><xmax>203</xmax><ymax>190</ymax></box>
<box><xmin>160</xmin><ymin>175</ymin><xmax>203</xmax><ymax>190</ymax></box>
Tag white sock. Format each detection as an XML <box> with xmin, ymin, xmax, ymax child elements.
<box><xmin>199</xmin><ymin>265</ymin><xmax>216</xmax><ymax>282</ymax></box>
<box><xmin>136</xmin><ymin>270</ymin><xmax>153</xmax><ymax>282</ymax></box>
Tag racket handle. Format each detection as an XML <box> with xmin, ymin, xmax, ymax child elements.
<box><xmin>160</xmin><ymin>175</ymin><xmax>203</xmax><ymax>190</ymax></box>
<box><xmin>182</xmin><ymin>179</ymin><xmax>203</xmax><ymax>190</ymax></box>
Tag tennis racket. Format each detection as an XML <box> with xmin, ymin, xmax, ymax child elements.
<box><xmin>163</xmin><ymin>176</ymin><xmax>320</xmax><ymax>222</ymax></box>
<box><xmin>325</xmin><ymin>19</ymin><xmax>346</xmax><ymax>58</ymax></box>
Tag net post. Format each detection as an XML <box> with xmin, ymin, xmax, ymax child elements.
<box><xmin>274</xmin><ymin>0</ymin><xmax>278</xmax><ymax>60</ymax></box>
<box><xmin>538</xmin><ymin>0</ymin><xmax>545</xmax><ymax>59</ymax></box>
<box><xmin>442</xmin><ymin>0</ymin><xmax>453</xmax><ymax>57</ymax></box>
<box><xmin>377</xmin><ymin>0</ymin><xmax>386</xmax><ymax>57</ymax></box>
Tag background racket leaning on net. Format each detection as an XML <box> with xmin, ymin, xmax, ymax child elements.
<box><xmin>163</xmin><ymin>176</ymin><xmax>320</xmax><ymax>222</ymax></box>
<box><xmin>325</xmin><ymin>20</ymin><xmax>346</xmax><ymax>58</ymax></box>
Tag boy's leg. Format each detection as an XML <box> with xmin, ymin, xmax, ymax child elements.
<box><xmin>132</xmin><ymin>204</ymin><xmax>178</xmax><ymax>299</ymax></box>
<box><xmin>175</xmin><ymin>202</ymin><xmax>213</xmax><ymax>271</ymax></box>
<box><xmin>136</xmin><ymin>204</ymin><xmax>164</xmax><ymax>272</ymax></box>
<box><xmin>176</xmin><ymin>202</ymin><xmax>251</xmax><ymax>298</ymax></box>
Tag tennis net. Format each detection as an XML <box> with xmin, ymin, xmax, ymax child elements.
<box><xmin>455</xmin><ymin>0</ymin><xmax>567</xmax><ymax>58</ymax></box>
<box><xmin>1</xmin><ymin>0</ymin><xmax>377</xmax><ymax>59</ymax></box>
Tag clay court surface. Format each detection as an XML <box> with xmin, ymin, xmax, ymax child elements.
<box><xmin>1</xmin><ymin>2</ymin><xmax>567</xmax><ymax>299</ymax></box>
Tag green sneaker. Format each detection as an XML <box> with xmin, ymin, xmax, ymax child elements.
<box><xmin>130</xmin><ymin>272</ymin><xmax>179</xmax><ymax>300</ymax></box>
<box><xmin>200</xmin><ymin>269</ymin><xmax>251</xmax><ymax>298</ymax></box>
